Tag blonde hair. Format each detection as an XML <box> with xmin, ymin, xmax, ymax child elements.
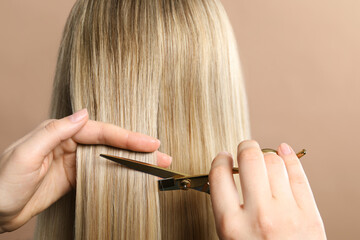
<box><xmin>35</xmin><ymin>0</ymin><xmax>250</xmax><ymax>239</ymax></box>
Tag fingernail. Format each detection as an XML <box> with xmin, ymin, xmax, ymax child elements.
<box><xmin>69</xmin><ymin>108</ymin><xmax>88</xmax><ymax>122</ymax></box>
<box><xmin>280</xmin><ymin>143</ymin><xmax>292</xmax><ymax>155</ymax></box>
<box><xmin>151</xmin><ymin>139</ymin><xmax>161</xmax><ymax>146</ymax></box>
<box><xmin>218</xmin><ymin>151</ymin><xmax>231</xmax><ymax>157</ymax></box>
<box><xmin>238</xmin><ymin>140</ymin><xmax>260</xmax><ymax>153</ymax></box>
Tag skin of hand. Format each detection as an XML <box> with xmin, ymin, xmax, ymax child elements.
<box><xmin>0</xmin><ymin>109</ymin><xmax>172</xmax><ymax>233</ymax></box>
<box><xmin>209</xmin><ymin>140</ymin><xmax>326</xmax><ymax>240</ymax></box>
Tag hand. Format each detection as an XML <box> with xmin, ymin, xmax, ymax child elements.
<box><xmin>209</xmin><ymin>140</ymin><xmax>326</xmax><ymax>240</ymax></box>
<box><xmin>0</xmin><ymin>109</ymin><xmax>171</xmax><ymax>233</ymax></box>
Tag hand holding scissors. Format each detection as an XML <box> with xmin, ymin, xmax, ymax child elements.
<box><xmin>209</xmin><ymin>140</ymin><xmax>326</xmax><ymax>239</ymax></box>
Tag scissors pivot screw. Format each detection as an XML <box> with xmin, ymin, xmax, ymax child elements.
<box><xmin>180</xmin><ymin>179</ymin><xmax>191</xmax><ymax>190</ymax></box>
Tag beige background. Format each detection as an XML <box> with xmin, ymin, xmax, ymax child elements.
<box><xmin>1</xmin><ymin>0</ymin><xmax>359</xmax><ymax>239</ymax></box>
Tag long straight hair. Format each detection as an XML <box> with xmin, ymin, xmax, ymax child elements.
<box><xmin>34</xmin><ymin>0</ymin><xmax>250</xmax><ymax>239</ymax></box>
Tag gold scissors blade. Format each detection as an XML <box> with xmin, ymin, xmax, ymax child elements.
<box><xmin>100</xmin><ymin>154</ymin><xmax>186</xmax><ymax>178</ymax></box>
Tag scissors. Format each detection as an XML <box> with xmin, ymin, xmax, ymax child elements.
<box><xmin>100</xmin><ymin>148</ymin><xmax>306</xmax><ymax>195</ymax></box>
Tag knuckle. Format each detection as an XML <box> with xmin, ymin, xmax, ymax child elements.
<box><xmin>44</xmin><ymin>120</ymin><xmax>63</xmax><ymax>143</ymax></box>
<box><xmin>96</xmin><ymin>123</ymin><xmax>106</xmax><ymax>144</ymax></box>
<box><xmin>38</xmin><ymin>119</ymin><xmax>55</xmax><ymax>133</ymax></box>
<box><xmin>310</xmin><ymin>218</ymin><xmax>325</xmax><ymax>231</ymax></box>
<box><xmin>124</xmin><ymin>132</ymin><xmax>136</xmax><ymax>149</ymax></box>
<box><xmin>44</xmin><ymin>120</ymin><xmax>58</xmax><ymax>134</ymax></box>
<box><xmin>255</xmin><ymin>213</ymin><xmax>276</xmax><ymax>237</ymax></box>
<box><xmin>41</xmin><ymin>119</ymin><xmax>54</xmax><ymax>127</ymax></box>
<box><xmin>10</xmin><ymin>147</ymin><xmax>24</xmax><ymax>160</ymax></box>
<box><xmin>290</xmin><ymin>172</ymin><xmax>307</xmax><ymax>186</ymax></box>
<box><xmin>254</xmin><ymin>210</ymin><xmax>306</xmax><ymax>237</ymax></box>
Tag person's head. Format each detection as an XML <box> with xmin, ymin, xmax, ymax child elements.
<box><xmin>35</xmin><ymin>0</ymin><xmax>249</xmax><ymax>239</ymax></box>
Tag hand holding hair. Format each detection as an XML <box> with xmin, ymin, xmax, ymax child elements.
<box><xmin>209</xmin><ymin>140</ymin><xmax>327</xmax><ymax>239</ymax></box>
<box><xmin>0</xmin><ymin>108</ymin><xmax>172</xmax><ymax>233</ymax></box>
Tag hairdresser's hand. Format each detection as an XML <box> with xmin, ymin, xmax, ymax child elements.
<box><xmin>0</xmin><ymin>109</ymin><xmax>171</xmax><ymax>233</ymax></box>
<box><xmin>209</xmin><ymin>140</ymin><xmax>326</xmax><ymax>240</ymax></box>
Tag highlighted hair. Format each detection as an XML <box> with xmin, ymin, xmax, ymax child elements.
<box><xmin>35</xmin><ymin>0</ymin><xmax>249</xmax><ymax>239</ymax></box>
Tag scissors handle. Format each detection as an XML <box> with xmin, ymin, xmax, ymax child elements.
<box><xmin>159</xmin><ymin>149</ymin><xmax>307</xmax><ymax>194</ymax></box>
<box><xmin>231</xmin><ymin>149</ymin><xmax>306</xmax><ymax>174</ymax></box>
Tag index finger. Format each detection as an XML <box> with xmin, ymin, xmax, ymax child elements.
<box><xmin>72</xmin><ymin>120</ymin><xmax>160</xmax><ymax>152</ymax></box>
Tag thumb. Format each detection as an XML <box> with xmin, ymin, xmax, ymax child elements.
<box><xmin>20</xmin><ymin>109</ymin><xmax>89</xmax><ymax>161</ymax></box>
